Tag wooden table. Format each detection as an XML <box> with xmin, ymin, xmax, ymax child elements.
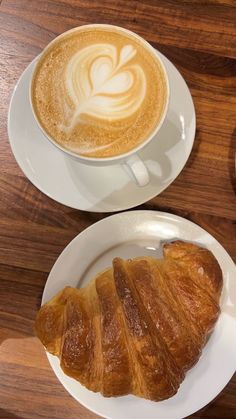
<box><xmin>0</xmin><ymin>0</ymin><xmax>235</xmax><ymax>418</ymax></box>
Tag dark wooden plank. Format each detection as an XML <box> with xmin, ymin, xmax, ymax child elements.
<box><xmin>1</xmin><ymin>0</ymin><xmax>236</xmax><ymax>58</ymax></box>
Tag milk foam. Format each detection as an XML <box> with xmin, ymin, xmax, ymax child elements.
<box><xmin>32</xmin><ymin>27</ymin><xmax>167</xmax><ymax>158</ymax></box>
<box><xmin>63</xmin><ymin>43</ymin><xmax>146</xmax><ymax>133</ymax></box>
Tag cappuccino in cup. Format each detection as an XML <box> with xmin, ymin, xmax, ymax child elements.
<box><xmin>31</xmin><ymin>25</ymin><xmax>168</xmax><ymax>159</ymax></box>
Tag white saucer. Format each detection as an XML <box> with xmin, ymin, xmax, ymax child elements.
<box><xmin>42</xmin><ymin>211</ymin><xmax>236</xmax><ymax>419</ymax></box>
<box><xmin>8</xmin><ymin>53</ymin><xmax>196</xmax><ymax>212</ymax></box>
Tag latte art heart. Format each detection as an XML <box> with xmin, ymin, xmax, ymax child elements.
<box><xmin>63</xmin><ymin>44</ymin><xmax>146</xmax><ymax>131</ymax></box>
<box><xmin>32</xmin><ymin>26</ymin><xmax>168</xmax><ymax>157</ymax></box>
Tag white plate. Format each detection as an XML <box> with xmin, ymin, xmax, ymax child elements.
<box><xmin>8</xmin><ymin>52</ymin><xmax>195</xmax><ymax>212</ymax></box>
<box><xmin>42</xmin><ymin>210</ymin><xmax>236</xmax><ymax>419</ymax></box>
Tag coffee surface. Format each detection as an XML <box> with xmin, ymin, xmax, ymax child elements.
<box><xmin>32</xmin><ymin>26</ymin><xmax>168</xmax><ymax>158</ymax></box>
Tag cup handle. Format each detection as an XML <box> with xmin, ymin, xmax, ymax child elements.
<box><xmin>124</xmin><ymin>155</ymin><xmax>149</xmax><ymax>187</ymax></box>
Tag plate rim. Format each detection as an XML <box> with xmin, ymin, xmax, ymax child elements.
<box><xmin>43</xmin><ymin>209</ymin><xmax>235</xmax><ymax>303</ymax></box>
<box><xmin>42</xmin><ymin>210</ymin><xmax>236</xmax><ymax>419</ymax></box>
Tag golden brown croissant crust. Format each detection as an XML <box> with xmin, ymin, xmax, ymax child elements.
<box><xmin>35</xmin><ymin>240</ymin><xmax>223</xmax><ymax>401</ymax></box>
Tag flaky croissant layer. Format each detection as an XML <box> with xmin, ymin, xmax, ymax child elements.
<box><xmin>35</xmin><ymin>241</ymin><xmax>222</xmax><ymax>401</ymax></box>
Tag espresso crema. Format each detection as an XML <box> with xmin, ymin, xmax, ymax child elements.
<box><xmin>31</xmin><ymin>26</ymin><xmax>168</xmax><ymax>158</ymax></box>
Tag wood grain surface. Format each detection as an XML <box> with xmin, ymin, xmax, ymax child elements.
<box><xmin>0</xmin><ymin>0</ymin><xmax>235</xmax><ymax>418</ymax></box>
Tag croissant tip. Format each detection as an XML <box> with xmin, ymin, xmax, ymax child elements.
<box><xmin>112</xmin><ymin>257</ymin><xmax>123</xmax><ymax>266</ymax></box>
<box><xmin>163</xmin><ymin>240</ymin><xmax>200</xmax><ymax>257</ymax></box>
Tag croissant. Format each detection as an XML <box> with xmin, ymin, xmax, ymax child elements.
<box><xmin>35</xmin><ymin>240</ymin><xmax>222</xmax><ymax>401</ymax></box>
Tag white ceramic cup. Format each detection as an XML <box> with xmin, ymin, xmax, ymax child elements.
<box><xmin>30</xmin><ymin>24</ymin><xmax>169</xmax><ymax>187</ymax></box>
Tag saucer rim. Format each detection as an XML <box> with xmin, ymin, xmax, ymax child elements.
<box><xmin>8</xmin><ymin>52</ymin><xmax>196</xmax><ymax>212</ymax></box>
